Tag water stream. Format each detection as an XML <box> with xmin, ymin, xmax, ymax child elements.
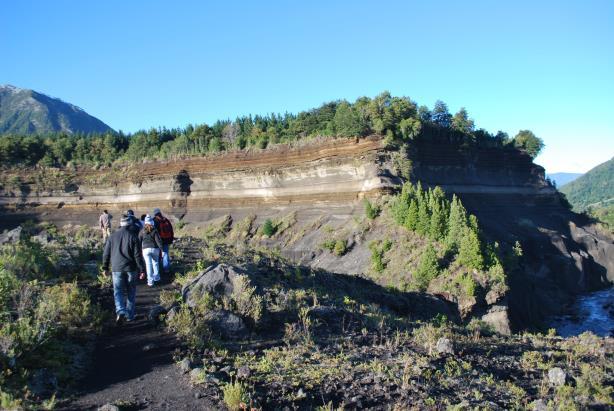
<box><xmin>549</xmin><ymin>287</ymin><xmax>614</xmax><ymax>337</ymax></box>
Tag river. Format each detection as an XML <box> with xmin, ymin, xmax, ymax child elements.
<box><xmin>549</xmin><ymin>287</ymin><xmax>614</xmax><ymax>337</ymax></box>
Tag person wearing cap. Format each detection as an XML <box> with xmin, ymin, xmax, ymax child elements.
<box><xmin>152</xmin><ymin>208</ymin><xmax>174</xmax><ymax>273</ymax></box>
<box><xmin>139</xmin><ymin>215</ymin><xmax>163</xmax><ymax>286</ymax></box>
<box><xmin>102</xmin><ymin>214</ymin><xmax>146</xmax><ymax>325</ymax></box>
<box><xmin>126</xmin><ymin>209</ymin><xmax>143</xmax><ymax>232</ymax></box>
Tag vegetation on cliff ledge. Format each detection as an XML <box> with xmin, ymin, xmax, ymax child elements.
<box><xmin>0</xmin><ymin>92</ymin><xmax>544</xmax><ymax>168</ymax></box>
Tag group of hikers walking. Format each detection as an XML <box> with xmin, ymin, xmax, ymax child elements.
<box><xmin>99</xmin><ymin>208</ymin><xmax>174</xmax><ymax>324</ymax></box>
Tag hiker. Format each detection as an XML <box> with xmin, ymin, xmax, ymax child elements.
<box><xmin>139</xmin><ymin>215</ymin><xmax>163</xmax><ymax>287</ymax></box>
<box><xmin>126</xmin><ymin>209</ymin><xmax>143</xmax><ymax>231</ymax></box>
<box><xmin>102</xmin><ymin>215</ymin><xmax>146</xmax><ymax>324</ymax></box>
<box><xmin>99</xmin><ymin>210</ymin><xmax>113</xmax><ymax>242</ymax></box>
<box><xmin>153</xmin><ymin>208</ymin><xmax>174</xmax><ymax>273</ymax></box>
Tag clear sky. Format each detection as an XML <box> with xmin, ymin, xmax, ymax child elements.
<box><xmin>1</xmin><ymin>0</ymin><xmax>612</xmax><ymax>173</ymax></box>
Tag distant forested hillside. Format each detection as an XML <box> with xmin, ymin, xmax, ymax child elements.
<box><xmin>547</xmin><ymin>172</ymin><xmax>582</xmax><ymax>187</ymax></box>
<box><xmin>0</xmin><ymin>85</ymin><xmax>113</xmax><ymax>135</ymax></box>
<box><xmin>0</xmin><ymin>92</ymin><xmax>543</xmax><ymax>168</ymax></box>
<box><xmin>560</xmin><ymin>157</ymin><xmax>614</xmax><ymax>211</ymax></box>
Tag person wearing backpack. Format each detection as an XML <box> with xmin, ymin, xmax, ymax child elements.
<box><xmin>102</xmin><ymin>215</ymin><xmax>146</xmax><ymax>325</ymax></box>
<box><xmin>139</xmin><ymin>215</ymin><xmax>163</xmax><ymax>287</ymax></box>
<box><xmin>153</xmin><ymin>208</ymin><xmax>174</xmax><ymax>273</ymax></box>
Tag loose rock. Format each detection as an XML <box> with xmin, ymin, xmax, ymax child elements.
<box><xmin>436</xmin><ymin>337</ymin><xmax>454</xmax><ymax>355</ymax></box>
<box><xmin>237</xmin><ymin>365</ymin><xmax>251</xmax><ymax>379</ymax></box>
<box><xmin>0</xmin><ymin>227</ymin><xmax>22</xmax><ymax>245</ymax></box>
<box><xmin>182</xmin><ymin>263</ymin><xmax>248</xmax><ymax>307</ymax></box>
<box><xmin>148</xmin><ymin>305</ymin><xmax>167</xmax><ymax>325</ymax></box>
<box><xmin>178</xmin><ymin>358</ymin><xmax>191</xmax><ymax>374</ymax></box>
<box><xmin>548</xmin><ymin>367</ymin><xmax>567</xmax><ymax>387</ymax></box>
<box><xmin>203</xmin><ymin>309</ymin><xmax>248</xmax><ymax>339</ymax></box>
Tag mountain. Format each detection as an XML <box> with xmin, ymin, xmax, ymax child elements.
<box><xmin>560</xmin><ymin>157</ymin><xmax>614</xmax><ymax>210</ymax></box>
<box><xmin>547</xmin><ymin>172</ymin><xmax>582</xmax><ymax>187</ymax></box>
<box><xmin>0</xmin><ymin>84</ymin><xmax>113</xmax><ymax>134</ymax></box>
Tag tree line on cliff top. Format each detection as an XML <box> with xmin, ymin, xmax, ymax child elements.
<box><xmin>0</xmin><ymin>92</ymin><xmax>544</xmax><ymax>168</ymax></box>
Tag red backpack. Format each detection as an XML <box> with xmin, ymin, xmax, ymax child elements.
<box><xmin>156</xmin><ymin>216</ymin><xmax>174</xmax><ymax>244</ymax></box>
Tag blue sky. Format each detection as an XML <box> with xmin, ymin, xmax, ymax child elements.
<box><xmin>1</xmin><ymin>0</ymin><xmax>612</xmax><ymax>173</ymax></box>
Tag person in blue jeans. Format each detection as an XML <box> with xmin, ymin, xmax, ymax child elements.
<box><xmin>153</xmin><ymin>208</ymin><xmax>174</xmax><ymax>274</ymax></box>
<box><xmin>102</xmin><ymin>215</ymin><xmax>146</xmax><ymax>325</ymax></box>
<box><xmin>139</xmin><ymin>215</ymin><xmax>163</xmax><ymax>287</ymax></box>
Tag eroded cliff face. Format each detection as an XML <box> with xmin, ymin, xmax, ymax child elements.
<box><xmin>0</xmin><ymin>137</ymin><xmax>390</xmax><ymax>221</ymax></box>
<box><xmin>0</xmin><ymin>136</ymin><xmax>611</xmax><ymax>331</ymax></box>
<box><xmin>410</xmin><ymin>141</ymin><xmax>613</xmax><ymax>328</ymax></box>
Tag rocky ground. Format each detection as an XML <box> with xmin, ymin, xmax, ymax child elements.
<box><xmin>154</xmin><ymin>239</ymin><xmax>613</xmax><ymax>410</ymax></box>
<box><xmin>1</xmin><ymin>224</ymin><xmax>612</xmax><ymax>410</ymax></box>
<box><xmin>59</xmin><ymin>273</ymin><xmax>216</xmax><ymax>411</ymax></box>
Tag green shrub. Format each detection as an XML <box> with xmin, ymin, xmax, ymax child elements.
<box><xmin>364</xmin><ymin>198</ymin><xmax>380</xmax><ymax>220</ymax></box>
<box><xmin>230</xmin><ymin>275</ymin><xmax>263</xmax><ymax>324</ymax></box>
<box><xmin>36</xmin><ymin>282</ymin><xmax>92</xmax><ymax>329</ymax></box>
<box><xmin>369</xmin><ymin>240</ymin><xmax>388</xmax><ymax>273</ymax></box>
<box><xmin>322</xmin><ymin>239</ymin><xmax>348</xmax><ymax>256</ymax></box>
<box><xmin>333</xmin><ymin>239</ymin><xmax>348</xmax><ymax>256</ymax></box>
<box><xmin>166</xmin><ymin>304</ymin><xmax>209</xmax><ymax>350</ymax></box>
<box><xmin>456</xmin><ymin>272</ymin><xmax>477</xmax><ymax>297</ymax></box>
<box><xmin>412</xmin><ymin>321</ymin><xmax>451</xmax><ymax>356</ymax></box>
<box><xmin>0</xmin><ymin>241</ymin><xmax>101</xmax><ymax>409</ymax></box>
<box><xmin>262</xmin><ymin>219</ymin><xmax>276</xmax><ymax>237</ymax></box>
<box><xmin>321</xmin><ymin>239</ymin><xmax>336</xmax><ymax>252</ymax></box>
<box><xmin>222</xmin><ymin>380</ymin><xmax>249</xmax><ymax>411</ymax></box>
<box><xmin>0</xmin><ymin>390</ymin><xmax>22</xmax><ymax>410</ymax></box>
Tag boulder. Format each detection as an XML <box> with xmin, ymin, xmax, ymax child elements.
<box><xmin>569</xmin><ymin>222</ymin><xmax>614</xmax><ymax>282</ymax></box>
<box><xmin>203</xmin><ymin>309</ymin><xmax>248</xmax><ymax>339</ymax></box>
<box><xmin>458</xmin><ymin>296</ymin><xmax>477</xmax><ymax>318</ymax></box>
<box><xmin>435</xmin><ymin>337</ymin><xmax>454</xmax><ymax>355</ymax></box>
<box><xmin>148</xmin><ymin>305</ymin><xmax>168</xmax><ymax>325</ymax></box>
<box><xmin>481</xmin><ymin>305</ymin><xmax>512</xmax><ymax>335</ymax></box>
<box><xmin>237</xmin><ymin>365</ymin><xmax>251</xmax><ymax>379</ymax></box>
<box><xmin>178</xmin><ymin>357</ymin><xmax>192</xmax><ymax>374</ymax></box>
<box><xmin>189</xmin><ymin>367</ymin><xmax>206</xmax><ymax>385</ymax></box>
<box><xmin>485</xmin><ymin>288</ymin><xmax>505</xmax><ymax>305</ymax></box>
<box><xmin>0</xmin><ymin>227</ymin><xmax>22</xmax><ymax>245</ymax></box>
<box><xmin>31</xmin><ymin>230</ymin><xmax>52</xmax><ymax>245</ymax></box>
<box><xmin>181</xmin><ymin>263</ymin><xmax>248</xmax><ymax>308</ymax></box>
<box><xmin>530</xmin><ymin>399</ymin><xmax>548</xmax><ymax>411</ymax></box>
<box><xmin>98</xmin><ymin>405</ymin><xmax>120</xmax><ymax>411</ymax></box>
<box><xmin>548</xmin><ymin>367</ymin><xmax>567</xmax><ymax>387</ymax></box>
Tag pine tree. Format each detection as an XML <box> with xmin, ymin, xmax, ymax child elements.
<box><xmin>446</xmin><ymin>195</ymin><xmax>468</xmax><ymax>249</ymax></box>
<box><xmin>391</xmin><ymin>195</ymin><xmax>410</xmax><ymax>226</ymax></box>
<box><xmin>429</xmin><ymin>200</ymin><xmax>447</xmax><ymax>240</ymax></box>
<box><xmin>413</xmin><ymin>244</ymin><xmax>439</xmax><ymax>291</ymax></box>
<box><xmin>405</xmin><ymin>199</ymin><xmax>419</xmax><ymax>231</ymax></box>
<box><xmin>456</xmin><ymin>226</ymin><xmax>484</xmax><ymax>270</ymax></box>
<box><xmin>416</xmin><ymin>199</ymin><xmax>430</xmax><ymax>235</ymax></box>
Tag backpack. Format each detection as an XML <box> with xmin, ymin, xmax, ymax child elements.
<box><xmin>156</xmin><ymin>216</ymin><xmax>174</xmax><ymax>244</ymax></box>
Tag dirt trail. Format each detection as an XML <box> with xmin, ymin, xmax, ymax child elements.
<box><xmin>61</xmin><ymin>274</ymin><xmax>217</xmax><ymax>411</ymax></box>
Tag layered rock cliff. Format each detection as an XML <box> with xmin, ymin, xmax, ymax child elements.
<box><xmin>0</xmin><ymin>136</ymin><xmax>611</xmax><ymax>330</ymax></box>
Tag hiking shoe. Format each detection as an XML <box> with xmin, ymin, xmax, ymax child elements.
<box><xmin>116</xmin><ymin>314</ymin><xmax>126</xmax><ymax>326</ymax></box>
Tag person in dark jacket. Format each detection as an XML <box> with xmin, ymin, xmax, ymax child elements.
<box><xmin>102</xmin><ymin>215</ymin><xmax>146</xmax><ymax>324</ymax></box>
<box><xmin>153</xmin><ymin>208</ymin><xmax>174</xmax><ymax>273</ymax></box>
<box><xmin>126</xmin><ymin>209</ymin><xmax>143</xmax><ymax>232</ymax></box>
<box><xmin>139</xmin><ymin>215</ymin><xmax>163</xmax><ymax>287</ymax></box>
